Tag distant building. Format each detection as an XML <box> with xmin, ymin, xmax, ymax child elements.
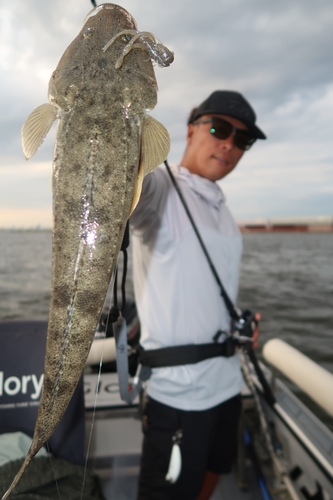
<box><xmin>238</xmin><ymin>216</ymin><xmax>333</xmax><ymax>233</ymax></box>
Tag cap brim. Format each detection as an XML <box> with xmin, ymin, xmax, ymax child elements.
<box><xmin>246</xmin><ymin>122</ymin><xmax>266</xmax><ymax>140</ymax></box>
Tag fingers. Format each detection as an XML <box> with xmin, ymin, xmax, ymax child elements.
<box><xmin>252</xmin><ymin>328</ymin><xmax>260</xmax><ymax>349</ymax></box>
<box><xmin>252</xmin><ymin>312</ymin><xmax>262</xmax><ymax>349</ymax></box>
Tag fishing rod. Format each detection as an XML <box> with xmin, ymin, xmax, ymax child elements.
<box><xmin>241</xmin><ymin>351</ymin><xmax>301</xmax><ymax>500</ymax></box>
<box><xmin>164</xmin><ymin>159</ymin><xmax>276</xmax><ymax>407</ymax></box>
<box><xmin>164</xmin><ymin>160</ymin><xmax>303</xmax><ymax>498</ymax></box>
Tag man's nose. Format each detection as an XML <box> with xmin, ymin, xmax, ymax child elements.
<box><xmin>219</xmin><ymin>132</ymin><xmax>235</xmax><ymax>150</ymax></box>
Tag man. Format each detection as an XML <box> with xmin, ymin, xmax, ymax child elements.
<box><xmin>130</xmin><ymin>90</ymin><xmax>266</xmax><ymax>500</ymax></box>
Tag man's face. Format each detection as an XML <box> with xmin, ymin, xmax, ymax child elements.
<box><xmin>184</xmin><ymin>114</ymin><xmax>248</xmax><ymax>182</ymax></box>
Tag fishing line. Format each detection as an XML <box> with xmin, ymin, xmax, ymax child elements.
<box><xmin>80</xmin><ymin>263</ymin><xmax>118</xmax><ymax>500</ymax></box>
<box><xmin>81</xmin><ymin>341</ymin><xmax>105</xmax><ymax>500</ymax></box>
<box><xmin>46</xmin><ymin>442</ymin><xmax>61</xmax><ymax>500</ymax></box>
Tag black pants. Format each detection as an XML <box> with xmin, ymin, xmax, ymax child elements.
<box><xmin>137</xmin><ymin>394</ymin><xmax>241</xmax><ymax>500</ymax></box>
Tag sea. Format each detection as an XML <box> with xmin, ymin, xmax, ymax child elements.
<box><xmin>0</xmin><ymin>229</ymin><xmax>332</xmax><ymax>429</ymax></box>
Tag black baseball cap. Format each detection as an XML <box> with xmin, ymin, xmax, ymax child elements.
<box><xmin>192</xmin><ymin>90</ymin><xmax>266</xmax><ymax>140</ymax></box>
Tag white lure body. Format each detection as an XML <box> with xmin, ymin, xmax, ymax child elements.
<box><xmin>165</xmin><ymin>442</ymin><xmax>182</xmax><ymax>483</ymax></box>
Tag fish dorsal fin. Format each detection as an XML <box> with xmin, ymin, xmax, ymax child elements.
<box><xmin>129</xmin><ymin>115</ymin><xmax>170</xmax><ymax>215</ymax></box>
<box><xmin>21</xmin><ymin>103</ymin><xmax>58</xmax><ymax>160</ymax></box>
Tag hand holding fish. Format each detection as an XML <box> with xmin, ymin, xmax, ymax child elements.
<box><xmin>2</xmin><ymin>3</ymin><xmax>173</xmax><ymax>499</ymax></box>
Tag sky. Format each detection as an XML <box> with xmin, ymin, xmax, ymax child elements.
<box><xmin>0</xmin><ymin>0</ymin><xmax>332</xmax><ymax>228</ymax></box>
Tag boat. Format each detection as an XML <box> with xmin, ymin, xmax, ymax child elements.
<box><xmin>85</xmin><ymin>327</ymin><xmax>333</xmax><ymax>500</ymax></box>
<box><xmin>0</xmin><ymin>314</ymin><xmax>332</xmax><ymax>500</ymax></box>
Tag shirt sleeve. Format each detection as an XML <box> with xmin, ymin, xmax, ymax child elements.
<box><xmin>130</xmin><ymin>165</ymin><xmax>171</xmax><ymax>230</ymax></box>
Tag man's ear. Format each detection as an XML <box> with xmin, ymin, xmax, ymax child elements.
<box><xmin>186</xmin><ymin>124</ymin><xmax>195</xmax><ymax>145</ymax></box>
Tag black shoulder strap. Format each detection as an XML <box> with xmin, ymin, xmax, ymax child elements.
<box><xmin>110</xmin><ymin>221</ymin><xmax>130</xmax><ymax>322</ymax></box>
<box><xmin>164</xmin><ymin>160</ymin><xmax>240</xmax><ymax>321</ymax></box>
<box><xmin>164</xmin><ymin>161</ymin><xmax>276</xmax><ymax>406</ymax></box>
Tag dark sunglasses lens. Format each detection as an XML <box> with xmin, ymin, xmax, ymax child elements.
<box><xmin>208</xmin><ymin>118</ymin><xmax>255</xmax><ymax>150</ymax></box>
<box><xmin>209</xmin><ymin>119</ymin><xmax>232</xmax><ymax>140</ymax></box>
<box><xmin>210</xmin><ymin>118</ymin><xmax>255</xmax><ymax>150</ymax></box>
<box><xmin>234</xmin><ymin>131</ymin><xmax>256</xmax><ymax>151</ymax></box>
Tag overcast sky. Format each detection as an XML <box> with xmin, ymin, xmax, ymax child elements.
<box><xmin>1</xmin><ymin>0</ymin><xmax>332</xmax><ymax>228</ymax></box>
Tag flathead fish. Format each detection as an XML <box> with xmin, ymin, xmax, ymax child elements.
<box><xmin>2</xmin><ymin>4</ymin><xmax>172</xmax><ymax>499</ymax></box>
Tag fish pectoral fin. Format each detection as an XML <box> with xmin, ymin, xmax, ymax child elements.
<box><xmin>21</xmin><ymin>103</ymin><xmax>58</xmax><ymax>160</ymax></box>
<box><xmin>129</xmin><ymin>115</ymin><xmax>170</xmax><ymax>215</ymax></box>
<box><xmin>140</xmin><ymin>115</ymin><xmax>171</xmax><ymax>173</ymax></box>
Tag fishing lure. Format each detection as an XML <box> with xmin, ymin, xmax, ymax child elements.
<box><xmin>103</xmin><ymin>29</ymin><xmax>174</xmax><ymax>68</ymax></box>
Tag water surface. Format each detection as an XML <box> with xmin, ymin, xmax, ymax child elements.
<box><xmin>0</xmin><ymin>230</ymin><xmax>332</xmax><ymax>428</ymax></box>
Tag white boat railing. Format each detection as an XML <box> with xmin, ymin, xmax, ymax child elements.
<box><xmin>263</xmin><ymin>339</ymin><xmax>333</xmax><ymax>418</ymax></box>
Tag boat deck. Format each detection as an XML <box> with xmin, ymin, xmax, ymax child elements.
<box><xmin>94</xmin><ymin>468</ymin><xmax>263</xmax><ymax>500</ymax></box>
<box><xmin>85</xmin><ymin>369</ymin><xmax>333</xmax><ymax>500</ymax></box>
<box><xmin>85</xmin><ymin>374</ymin><xmax>276</xmax><ymax>500</ymax></box>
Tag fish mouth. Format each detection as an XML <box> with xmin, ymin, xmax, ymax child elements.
<box><xmin>83</xmin><ymin>4</ymin><xmax>138</xmax><ymax>31</ymax></box>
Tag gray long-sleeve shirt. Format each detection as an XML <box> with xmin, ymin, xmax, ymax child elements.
<box><xmin>130</xmin><ymin>164</ymin><xmax>243</xmax><ymax>410</ymax></box>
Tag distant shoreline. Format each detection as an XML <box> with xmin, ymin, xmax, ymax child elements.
<box><xmin>239</xmin><ymin>225</ymin><xmax>333</xmax><ymax>233</ymax></box>
<box><xmin>0</xmin><ymin>228</ymin><xmax>52</xmax><ymax>232</ymax></box>
<box><xmin>1</xmin><ymin>215</ymin><xmax>332</xmax><ymax>233</ymax></box>
<box><xmin>1</xmin><ymin>228</ymin><xmax>332</xmax><ymax>234</ymax></box>
<box><xmin>239</xmin><ymin>215</ymin><xmax>333</xmax><ymax>233</ymax></box>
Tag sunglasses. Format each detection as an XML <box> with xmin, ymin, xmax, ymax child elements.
<box><xmin>193</xmin><ymin>117</ymin><xmax>256</xmax><ymax>151</ymax></box>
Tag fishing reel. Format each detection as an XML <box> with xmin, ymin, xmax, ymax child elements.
<box><xmin>230</xmin><ymin>309</ymin><xmax>258</xmax><ymax>351</ymax></box>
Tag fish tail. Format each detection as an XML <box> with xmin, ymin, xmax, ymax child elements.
<box><xmin>1</xmin><ymin>443</ymin><xmax>40</xmax><ymax>500</ymax></box>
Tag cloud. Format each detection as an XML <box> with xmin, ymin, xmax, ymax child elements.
<box><xmin>0</xmin><ymin>0</ymin><xmax>332</xmax><ymax>226</ymax></box>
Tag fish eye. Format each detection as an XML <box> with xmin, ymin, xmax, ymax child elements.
<box><xmin>83</xmin><ymin>27</ymin><xmax>95</xmax><ymax>39</ymax></box>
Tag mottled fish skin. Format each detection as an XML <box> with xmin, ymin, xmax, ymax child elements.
<box><xmin>2</xmin><ymin>4</ymin><xmax>171</xmax><ymax>499</ymax></box>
